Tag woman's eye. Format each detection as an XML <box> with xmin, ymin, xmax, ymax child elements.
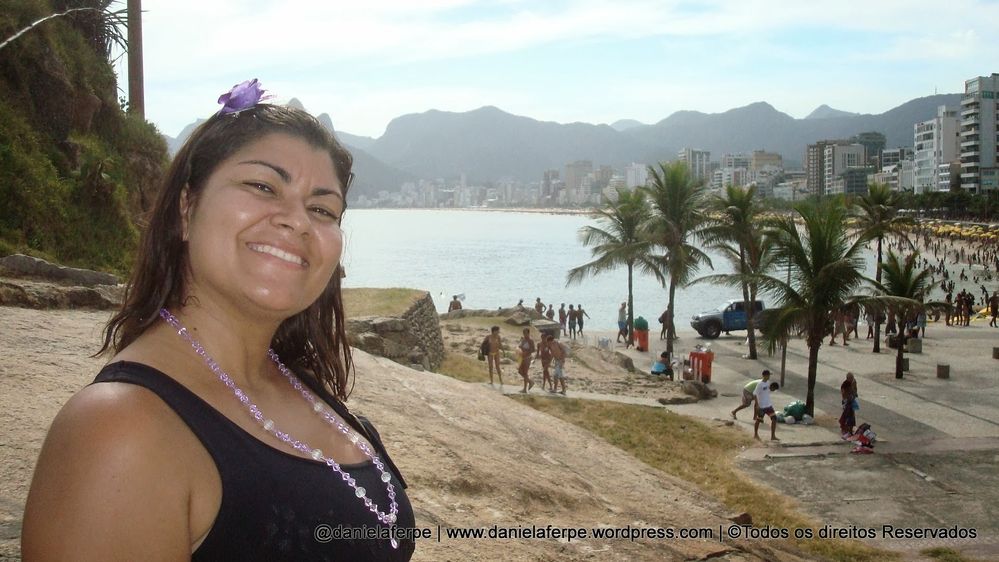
<box><xmin>310</xmin><ymin>207</ymin><xmax>340</xmax><ymax>220</ymax></box>
<box><xmin>247</xmin><ymin>182</ymin><xmax>273</xmax><ymax>193</ymax></box>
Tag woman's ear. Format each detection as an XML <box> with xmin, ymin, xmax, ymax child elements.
<box><xmin>179</xmin><ymin>186</ymin><xmax>192</xmax><ymax>241</ymax></box>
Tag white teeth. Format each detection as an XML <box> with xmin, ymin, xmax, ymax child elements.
<box><xmin>248</xmin><ymin>244</ymin><xmax>307</xmax><ymax>266</ymax></box>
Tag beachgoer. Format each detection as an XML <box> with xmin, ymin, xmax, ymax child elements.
<box><xmin>829</xmin><ymin>306</ymin><xmax>849</xmax><ymax>346</ymax></box>
<box><xmin>617</xmin><ymin>302</ymin><xmax>628</xmax><ymax>343</ymax></box>
<box><xmin>21</xmin><ymin>84</ymin><xmax>416</xmax><ymax>559</ymax></box>
<box><xmin>576</xmin><ymin>304</ymin><xmax>590</xmax><ymax>335</ymax></box>
<box><xmin>448</xmin><ymin>295</ymin><xmax>462</xmax><ymax>312</ymax></box>
<box><xmin>534</xmin><ymin>297</ymin><xmax>544</xmax><ymax>314</ymax></box>
<box><xmin>545</xmin><ymin>304</ymin><xmax>555</xmax><ymax>321</ymax></box>
<box><xmin>487</xmin><ymin>325</ymin><xmax>504</xmax><ymax>385</ymax></box>
<box><xmin>731</xmin><ymin>369</ymin><xmax>770</xmax><ymax>420</ymax></box>
<box><xmin>753</xmin><ymin>381</ymin><xmax>781</xmax><ymax>441</ymax></box>
<box><xmin>517</xmin><ymin>328</ymin><xmax>536</xmax><ymax>393</ymax></box>
<box><xmin>990</xmin><ymin>291</ymin><xmax>999</xmax><ymax>328</ymax></box>
<box><xmin>536</xmin><ymin>334</ymin><xmax>555</xmax><ymax>391</ymax></box>
<box><xmin>651</xmin><ymin>351</ymin><xmax>672</xmax><ymax>380</ymax></box>
<box><xmin>567</xmin><ymin>304</ymin><xmax>578</xmax><ymax>339</ymax></box>
<box><xmin>515</xmin><ymin>299</ymin><xmax>525</xmax><ymax>311</ymax></box>
<box><xmin>552</xmin><ymin>339</ymin><xmax>569</xmax><ymax>395</ymax></box>
<box><xmin>658</xmin><ymin>309</ymin><xmax>668</xmax><ymax>340</ymax></box>
<box><xmin>839</xmin><ymin>372</ymin><xmax>859</xmax><ymax>438</ymax></box>
<box><xmin>558</xmin><ymin>303</ymin><xmax>567</xmax><ymax>336</ymax></box>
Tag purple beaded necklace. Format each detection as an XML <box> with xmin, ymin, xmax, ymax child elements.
<box><xmin>159</xmin><ymin>308</ymin><xmax>400</xmax><ymax>548</ymax></box>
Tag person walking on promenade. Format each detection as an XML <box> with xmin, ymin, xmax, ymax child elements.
<box><xmin>551</xmin><ymin>338</ymin><xmax>569</xmax><ymax>395</ymax></box>
<box><xmin>829</xmin><ymin>307</ymin><xmax>849</xmax><ymax>346</ymax></box>
<box><xmin>753</xmin><ymin>380</ymin><xmax>781</xmax><ymax>441</ymax></box>
<box><xmin>536</xmin><ymin>334</ymin><xmax>556</xmax><ymax>391</ymax></box>
<box><xmin>731</xmin><ymin>369</ymin><xmax>770</xmax><ymax>420</ymax></box>
<box><xmin>616</xmin><ymin>302</ymin><xmax>628</xmax><ymax>343</ymax></box>
<box><xmin>576</xmin><ymin>304</ymin><xmax>590</xmax><ymax>336</ymax></box>
<box><xmin>567</xmin><ymin>305</ymin><xmax>578</xmax><ymax>339</ymax></box>
<box><xmin>558</xmin><ymin>303</ymin><xmax>567</xmax><ymax>336</ymax></box>
<box><xmin>545</xmin><ymin>304</ymin><xmax>555</xmax><ymax>321</ymax></box>
<box><xmin>516</xmin><ymin>328</ymin><xmax>536</xmax><ymax>393</ymax></box>
<box><xmin>990</xmin><ymin>291</ymin><xmax>999</xmax><ymax>328</ymax></box>
<box><xmin>448</xmin><ymin>295</ymin><xmax>462</xmax><ymax>312</ymax></box>
<box><xmin>21</xmin><ymin>86</ymin><xmax>416</xmax><ymax>559</ymax></box>
<box><xmin>486</xmin><ymin>325</ymin><xmax>504</xmax><ymax>386</ymax></box>
<box><xmin>839</xmin><ymin>372</ymin><xmax>859</xmax><ymax>438</ymax></box>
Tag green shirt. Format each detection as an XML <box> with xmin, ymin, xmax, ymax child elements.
<box><xmin>744</xmin><ymin>379</ymin><xmax>761</xmax><ymax>393</ymax></box>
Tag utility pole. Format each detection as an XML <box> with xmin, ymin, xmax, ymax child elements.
<box><xmin>127</xmin><ymin>0</ymin><xmax>144</xmax><ymax>117</ymax></box>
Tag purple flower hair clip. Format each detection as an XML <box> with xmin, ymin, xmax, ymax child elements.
<box><xmin>216</xmin><ymin>78</ymin><xmax>271</xmax><ymax>116</ymax></box>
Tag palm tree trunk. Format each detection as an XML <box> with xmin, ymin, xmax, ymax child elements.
<box><xmin>626</xmin><ymin>263</ymin><xmax>635</xmax><ymax>346</ymax></box>
<box><xmin>805</xmin><ymin>337</ymin><xmax>820</xmax><ymax>416</ymax></box>
<box><xmin>127</xmin><ymin>0</ymin><xmax>144</xmax><ymax>117</ymax></box>
<box><xmin>873</xmin><ymin>235</ymin><xmax>883</xmax><ymax>353</ymax></box>
<box><xmin>740</xmin><ymin>247</ymin><xmax>757</xmax><ymax>359</ymax></box>
<box><xmin>895</xmin><ymin>330</ymin><xmax>906</xmax><ymax>379</ymax></box>
<box><xmin>666</xmin><ymin>278</ymin><xmax>677</xmax><ymax>355</ymax></box>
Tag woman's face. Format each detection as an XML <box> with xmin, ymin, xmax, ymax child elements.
<box><xmin>182</xmin><ymin>132</ymin><xmax>344</xmax><ymax>320</ymax></box>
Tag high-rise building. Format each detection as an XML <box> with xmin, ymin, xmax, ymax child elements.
<box><xmin>880</xmin><ymin>147</ymin><xmax>913</xmax><ymax>169</ymax></box>
<box><xmin>823</xmin><ymin>143</ymin><xmax>866</xmax><ymax>192</ymax></box>
<box><xmin>960</xmin><ymin>73</ymin><xmax>999</xmax><ymax>193</ymax></box>
<box><xmin>625</xmin><ymin>162</ymin><xmax>648</xmax><ymax>188</ymax></box>
<box><xmin>542</xmin><ymin>169</ymin><xmax>560</xmax><ymax>200</ymax></box>
<box><xmin>851</xmin><ymin>132</ymin><xmax>886</xmax><ymax>168</ymax></box>
<box><xmin>914</xmin><ymin>105</ymin><xmax>960</xmax><ymax>193</ymax></box>
<box><xmin>678</xmin><ymin>148</ymin><xmax>710</xmax><ymax>182</ymax></box>
<box><xmin>564</xmin><ymin>160</ymin><xmax>593</xmax><ymax>195</ymax></box>
<box><xmin>720</xmin><ymin>153</ymin><xmax>750</xmax><ymax>170</ymax></box>
<box><xmin>750</xmin><ymin>150</ymin><xmax>783</xmax><ymax>172</ymax></box>
<box><xmin>806</xmin><ymin>140</ymin><xmax>849</xmax><ymax>196</ymax></box>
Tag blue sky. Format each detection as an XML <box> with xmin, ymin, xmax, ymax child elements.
<box><xmin>123</xmin><ymin>0</ymin><xmax>999</xmax><ymax>139</ymax></box>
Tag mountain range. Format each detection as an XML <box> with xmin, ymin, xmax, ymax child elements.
<box><xmin>162</xmin><ymin>94</ymin><xmax>962</xmax><ymax>200</ymax></box>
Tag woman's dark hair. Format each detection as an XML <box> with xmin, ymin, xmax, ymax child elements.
<box><xmin>99</xmin><ymin>104</ymin><xmax>355</xmax><ymax>399</ymax></box>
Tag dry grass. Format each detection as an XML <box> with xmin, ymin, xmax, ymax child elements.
<box><xmin>512</xmin><ymin>396</ymin><xmax>897</xmax><ymax>562</ymax></box>
<box><xmin>921</xmin><ymin>547</ymin><xmax>988</xmax><ymax>562</ymax></box>
<box><xmin>437</xmin><ymin>352</ymin><xmax>492</xmax><ymax>384</ymax></box>
<box><xmin>343</xmin><ymin>287</ymin><xmax>425</xmax><ymax>318</ymax></box>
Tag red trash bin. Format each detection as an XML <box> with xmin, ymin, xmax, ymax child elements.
<box><xmin>635</xmin><ymin>329</ymin><xmax>649</xmax><ymax>352</ymax></box>
<box><xmin>689</xmin><ymin>351</ymin><xmax>714</xmax><ymax>383</ymax></box>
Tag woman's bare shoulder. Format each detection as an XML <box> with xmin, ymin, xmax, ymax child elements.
<box><xmin>21</xmin><ymin>380</ymin><xmax>195</xmax><ymax>560</ymax></box>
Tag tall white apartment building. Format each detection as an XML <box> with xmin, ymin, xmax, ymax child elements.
<box><xmin>720</xmin><ymin>153</ymin><xmax>750</xmax><ymax>170</ymax></box>
<box><xmin>913</xmin><ymin>105</ymin><xmax>960</xmax><ymax>193</ymax></box>
<box><xmin>823</xmin><ymin>143</ymin><xmax>866</xmax><ymax>190</ymax></box>
<box><xmin>960</xmin><ymin>73</ymin><xmax>999</xmax><ymax>193</ymax></box>
<box><xmin>625</xmin><ymin>162</ymin><xmax>648</xmax><ymax>188</ymax></box>
<box><xmin>678</xmin><ymin>148</ymin><xmax>711</xmax><ymax>183</ymax></box>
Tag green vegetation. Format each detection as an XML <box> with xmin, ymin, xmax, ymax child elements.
<box><xmin>343</xmin><ymin>287</ymin><xmax>425</xmax><ymax>317</ymax></box>
<box><xmin>437</xmin><ymin>352</ymin><xmax>491</xmax><ymax>383</ymax></box>
<box><xmin>567</xmin><ymin>187</ymin><xmax>664</xmax><ymax>347</ymax></box>
<box><xmin>0</xmin><ymin>0</ymin><xmax>168</xmax><ymax>274</ymax></box>
<box><xmin>513</xmin><ymin>396</ymin><xmax>896</xmax><ymax>562</ymax></box>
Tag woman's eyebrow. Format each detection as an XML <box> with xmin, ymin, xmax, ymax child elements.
<box><xmin>239</xmin><ymin>159</ymin><xmax>290</xmax><ymax>182</ymax></box>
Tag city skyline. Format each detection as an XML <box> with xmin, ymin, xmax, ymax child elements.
<box><xmin>120</xmin><ymin>0</ymin><xmax>999</xmax><ymax>139</ymax></box>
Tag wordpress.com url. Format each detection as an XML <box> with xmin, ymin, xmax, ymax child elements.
<box><xmin>313</xmin><ymin>524</ymin><xmax>717</xmax><ymax>543</ymax></box>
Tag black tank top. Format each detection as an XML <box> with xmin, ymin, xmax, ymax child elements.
<box><xmin>92</xmin><ymin>361</ymin><xmax>416</xmax><ymax>561</ymax></box>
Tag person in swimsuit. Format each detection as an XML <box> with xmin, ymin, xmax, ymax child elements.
<box><xmin>516</xmin><ymin>328</ymin><xmax>536</xmax><ymax>393</ymax></box>
<box><xmin>567</xmin><ymin>304</ymin><xmax>577</xmax><ymax>339</ymax></box>
<box><xmin>21</xmin><ymin>81</ymin><xmax>415</xmax><ymax>560</ymax></box>
<box><xmin>448</xmin><ymin>295</ymin><xmax>462</xmax><ymax>312</ymax></box>
<box><xmin>487</xmin><ymin>325</ymin><xmax>504</xmax><ymax>385</ymax></box>
<box><xmin>576</xmin><ymin>304</ymin><xmax>590</xmax><ymax>335</ymax></box>
<box><xmin>558</xmin><ymin>303</ymin><xmax>567</xmax><ymax>336</ymax></box>
<box><xmin>536</xmin><ymin>334</ymin><xmax>556</xmax><ymax>391</ymax></box>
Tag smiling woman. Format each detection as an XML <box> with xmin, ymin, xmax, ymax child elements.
<box><xmin>21</xmin><ymin>81</ymin><xmax>416</xmax><ymax>561</ymax></box>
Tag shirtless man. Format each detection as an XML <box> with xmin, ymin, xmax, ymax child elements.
<box><xmin>536</xmin><ymin>334</ymin><xmax>556</xmax><ymax>391</ymax></box>
<box><xmin>486</xmin><ymin>326</ymin><xmax>504</xmax><ymax>386</ymax></box>
<box><xmin>448</xmin><ymin>295</ymin><xmax>462</xmax><ymax>312</ymax></box>
<box><xmin>534</xmin><ymin>298</ymin><xmax>544</xmax><ymax>315</ymax></box>
<box><xmin>516</xmin><ymin>328</ymin><xmax>536</xmax><ymax>393</ymax></box>
<box><xmin>558</xmin><ymin>304</ymin><xmax>567</xmax><ymax>336</ymax></box>
<box><xmin>551</xmin><ymin>338</ymin><xmax>568</xmax><ymax>395</ymax></box>
<box><xmin>576</xmin><ymin>304</ymin><xmax>590</xmax><ymax>336</ymax></box>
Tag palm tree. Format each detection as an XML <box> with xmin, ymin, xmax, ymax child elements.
<box><xmin>852</xmin><ymin>182</ymin><xmax>914</xmax><ymax>353</ymax></box>
<box><xmin>758</xmin><ymin>200</ymin><xmax>873</xmax><ymax>416</ymax></box>
<box><xmin>567</xmin><ymin>188</ymin><xmax>665</xmax><ymax>346</ymax></box>
<box><xmin>1</xmin><ymin>2</ymin><xmax>127</xmax><ymax>58</ymax></box>
<box><xmin>700</xmin><ymin>184</ymin><xmax>766</xmax><ymax>358</ymax></box>
<box><xmin>874</xmin><ymin>251</ymin><xmax>934</xmax><ymax>379</ymax></box>
<box><xmin>643</xmin><ymin>162</ymin><xmax>712</xmax><ymax>355</ymax></box>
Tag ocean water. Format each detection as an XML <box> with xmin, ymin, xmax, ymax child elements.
<box><xmin>340</xmin><ymin>209</ymin><xmax>879</xmax><ymax>332</ymax></box>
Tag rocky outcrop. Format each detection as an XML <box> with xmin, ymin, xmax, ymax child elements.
<box><xmin>347</xmin><ymin>292</ymin><xmax>445</xmax><ymax>371</ymax></box>
<box><xmin>0</xmin><ymin>254</ymin><xmax>120</xmax><ymax>287</ymax></box>
<box><xmin>0</xmin><ymin>278</ymin><xmax>123</xmax><ymax>310</ymax></box>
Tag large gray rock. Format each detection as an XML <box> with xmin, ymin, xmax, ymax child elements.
<box><xmin>0</xmin><ymin>279</ymin><xmax>122</xmax><ymax>309</ymax></box>
<box><xmin>0</xmin><ymin>254</ymin><xmax>120</xmax><ymax>286</ymax></box>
